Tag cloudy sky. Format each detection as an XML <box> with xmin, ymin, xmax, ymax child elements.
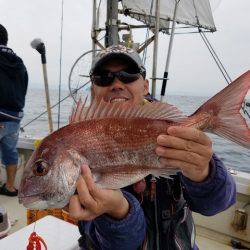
<box><xmin>0</xmin><ymin>0</ymin><xmax>249</xmax><ymax>97</ymax></box>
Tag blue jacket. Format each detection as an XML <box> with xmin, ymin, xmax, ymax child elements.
<box><xmin>78</xmin><ymin>154</ymin><xmax>236</xmax><ymax>249</ymax></box>
<box><xmin>0</xmin><ymin>46</ymin><xmax>28</xmax><ymax>122</ymax></box>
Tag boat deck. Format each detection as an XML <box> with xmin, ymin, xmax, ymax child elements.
<box><xmin>0</xmin><ymin>195</ymin><xmax>26</xmax><ymax>234</ymax></box>
<box><xmin>196</xmin><ymin>235</ymin><xmax>232</xmax><ymax>250</ymax></box>
<box><xmin>0</xmin><ymin>195</ymin><xmax>233</xmax><ymax>249</ymax></box>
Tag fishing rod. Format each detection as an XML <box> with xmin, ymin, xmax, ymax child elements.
<box><xmin>31</xmin><ymin>38</ymin><xmax>54</xmax><ymax>133</ymax></box>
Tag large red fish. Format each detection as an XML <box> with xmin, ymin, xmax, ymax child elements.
<box><xmin>18</xmin><ymin>71</ymin><xmax>250</xmax><ymax>209</ymax></box>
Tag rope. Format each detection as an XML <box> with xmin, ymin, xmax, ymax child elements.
<box><xmin>57</xmin><ymin>0</ymin><xmax>64</xmax><ymax>130</ymax></box>
<box><xmin>97</xmin><ymin>0</ymin><xmax>102</xmax><ymax>13</ymax></box>
<box><xmin>200</xmin><ymin>30</ymin><xmax>232</xmax><ymax>83</ymax></box>
<box><xmin>142</xmin><ymin>29</ymin><xmax>150</xmax><ymax>64</ymax></box>
<box><xmin>20</xmin><ymin>81</ymin><xmax>91</xmax><ymax>131</ymax></box>
<box><xmin>174</xmin><ymin>30</ymin><xmax>211</xmax><ymax>35</ymax></box>
<box><xmin>96</xmin><ymin>0</ymin><xmax>102</xmax><ymax>31</ymax></box>
<box><xmin>192</xmin><ymin>0</ymin><xmax>232</xmax><ymax>85</ymax></box>
<box><xmin>198</xmin><ymin>29</ymin><xmax>249</xmax><ymax>115</ymax></box>
<box><xmin>198</xmin><ymin>30</ymin><xmax>249</xmax><ymax>115</ymax></box>
<box><xmin>199</xmin><ymin>31</ymin><xmax>231</xmax><ymax>85</ymax></box>
<box><xmin>142</xmin><ymin>0</ymin><xmax>154</xmax><ymax>64</ymax></box>
<box><xmin>192</xmin><ymin>0</ymin><xmax>248</xmax><ymax>116</ymax></box>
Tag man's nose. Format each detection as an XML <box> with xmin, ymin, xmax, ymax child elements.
<box><xmin>111</xmin><ymin>77</ymin><xmax>125</xmax><ymax>91</ymax></box>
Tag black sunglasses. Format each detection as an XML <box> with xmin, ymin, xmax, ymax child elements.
<box><xmin>90</xmin><ymin>69</ymin><xmax>144</xmax><ymax>87</ymax></box>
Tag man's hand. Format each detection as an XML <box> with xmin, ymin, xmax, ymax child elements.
<box><xmin>69</xmin><ymin>165</ymin><xmax>129</xmax><ymax>221</ymax></box>
<box><xmin>156</xmin><ymin>126</ymin><xmax>213</xmax><ymax>182</ymax></box>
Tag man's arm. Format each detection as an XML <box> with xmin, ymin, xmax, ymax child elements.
<box><xmin>70</xmin><ymin>165</ymin><xmax>146</xmax><ymax>250</ymax></box>
<box><xmin>180</xmin><ymin>154</ymin><xmax>236</xmax><ymax>216</ymax></box>
<box><xmin>78</xmin><ymin>191</ymin><xmax>146</xmax><ymax>250</ymax></box>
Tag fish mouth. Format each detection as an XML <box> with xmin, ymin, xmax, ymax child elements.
<box><xmin>19</xmin><ymin>194</ymin><xmax>69</xmax><ymax>210</ymax></box>
<box><xmin>18</xmin><ymin>195</ymin><xmax>48</xmax><ymax>209</ymax></box>
<box><xmin>19</xmin><ymin>195</ymin><xmax>41</xmax><ymax>205</ymax></box>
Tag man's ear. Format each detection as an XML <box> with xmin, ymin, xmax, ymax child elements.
<box><xmin>91</xmin><ymin>84</ymin><xmax>95</xmax><ymax>99</ymax></box>
<box><xmin>143</xmin><ymin>79</ymin><xmax>149</xmax><ymax>96</ymax></box>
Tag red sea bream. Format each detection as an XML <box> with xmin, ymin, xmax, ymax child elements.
<box><xmin>18</xmin><ymin>71</ymin><xmax>250</xmax><ymax>209</ymax></box>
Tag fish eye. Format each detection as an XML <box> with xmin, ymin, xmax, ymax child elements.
<box><xmin>32</xmin><ymin>159</ymin><xmax>49</xmax><ymax>176</ymax></box>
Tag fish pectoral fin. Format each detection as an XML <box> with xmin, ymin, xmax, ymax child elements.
<box><xmin>93</xmin><ymin>167</ymin><xmax>179</xmax><ymax>190</ymax></box>
<box><xmin>93</xmin><ymin>168</ymin><xmax>151</xmax><ymax>190</ymax></box>
<box><xmin>150</xmin><ymin>168</ymin><xmax>179</xmax><ymax>179</ymax></box>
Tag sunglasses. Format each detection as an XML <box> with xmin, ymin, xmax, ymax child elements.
<box><xmin>91</xmin><ymin>69</ymin><xmax>144</xmax><ymax>87</ymax></box>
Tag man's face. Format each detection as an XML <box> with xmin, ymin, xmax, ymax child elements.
<box><xmin>92</xmin><ymin>59</ymin><xmax>149</xmax><ymax>107</ymax></box>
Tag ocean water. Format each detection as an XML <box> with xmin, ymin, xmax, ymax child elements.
<box><xmin>20</xmin><ymin>88</ymin><xmax>250</xmax><ymax>173</ymax></box>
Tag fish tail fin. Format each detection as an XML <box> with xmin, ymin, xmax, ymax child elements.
<box><xmin>193</xmin><ymin>71</ymin><xmax>250</xmax><ymax>149</ymax></box>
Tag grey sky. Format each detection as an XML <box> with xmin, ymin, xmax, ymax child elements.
<box><xmin>0</xmin><ymin>0</ymin><xmax>249</xmax><ymax>96</ymax></box>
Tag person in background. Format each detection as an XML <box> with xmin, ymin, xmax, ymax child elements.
<box><xmin>69</xmin><ymin>45</ymin><xmax>236</xmax><ymax>249</ymax></box>
<box><xmin>0</xmin><ymin>24</ymin><xmax>28</xmax><ymax>196</ymax></box>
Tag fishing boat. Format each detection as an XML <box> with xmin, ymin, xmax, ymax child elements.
<box><xmin>0</xmin><ymin>0</ymin><xmax>249</xmax><ymax>249</ymax></box>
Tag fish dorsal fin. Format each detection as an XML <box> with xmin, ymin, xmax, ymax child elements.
<box><xmin>69</xmin><ymin>97</ymin><xmax>88</xmax><ymax>123</ymax></box>
<box><xmin>69</xmin><ymin>98</ymin><xmax>186</xmax><ymax>123</ymax></box>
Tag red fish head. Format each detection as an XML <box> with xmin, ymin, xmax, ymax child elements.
<box><xmin>18</xmin><ymin>136</ymin><xmax>85</xmax><ymax>209</ymax></box>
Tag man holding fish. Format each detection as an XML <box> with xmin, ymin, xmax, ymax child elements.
<box><xmin>68</xmin><ymin>45</ymin><xmax>238</xmax><ymax>249</ymax></box>
<box><xmin>19</xmin><ymin>45</ymin><xmax>250</xmax><ymax>249</ymax></box>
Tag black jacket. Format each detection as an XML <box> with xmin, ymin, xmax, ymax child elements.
<box><xmin>0</xmin><ymin>46</ymin><xmax>28</xmax><ymax>116</ymax></box>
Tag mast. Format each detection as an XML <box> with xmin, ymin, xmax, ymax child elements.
<box><xmin>151</xmin><ymin>0</ymin><xmax>161</xmax><ymax>98</ymax></box>
<box><xmin>105</xmin><ymin>0</ymin><xmax>119</xmax><ymax>47</ymax></box>
<box><xmin>160</xmin><ymin>0</ymin><xmax>179</xmax><ymax>101</ymax></box>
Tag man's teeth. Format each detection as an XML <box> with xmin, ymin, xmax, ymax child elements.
<box><xmin>110</xmin><ymin>98</ymin><xmax>127</xmax><ymax>103</ymax></box>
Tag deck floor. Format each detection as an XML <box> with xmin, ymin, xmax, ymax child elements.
<box><xmin>0</xmin><ymin>195</ymin><xmax>232</xmax><ymax>249</ymax></box>
<box><xmin>0</xmin><ymin>195</ymin><xmax>26</xmax><ymax>234</ymax></box>
<box><xmin>196</xmin><ymin>235</ymin><xmax>232</xmax><ymax>249</ymax></box>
